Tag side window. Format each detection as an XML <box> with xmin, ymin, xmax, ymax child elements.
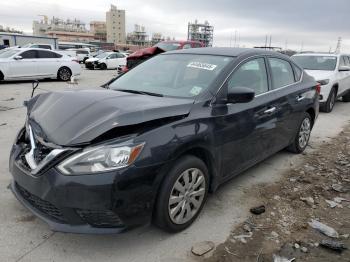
<box><xmin>339</xmin><ymin>56</ymin><xmax>346</xmax><ymax>67</ymax></box>
<box><xmin>345</xmin><ymin>56</ymin><xmax>350</xmax><ymax>66</ymax></box>
<box><xmin>108</xmin><ymin>54</ymin><xmax>117</xmax><ymax>59</ymax></box>
<box><xmin>39</xmin><ymin>45</ymin><xmax>51</xmax><ymax>50</ymax></box>
<box><xmin>183</xmin><ymin>44</ymin><xmax>192</xmax><ymax>49</ymax></box>
<box><xmin>116</xmin><ymin>53</ymin><xmax>125</xmax><ymax>58</ymax></box>
<box><xmin>20</xmin><ymin>50</ymin><xmax>37</xmax><ymax>59</ymax></box>
<box><xmin>228</xmin><ymin>58</ymin><xmax>269</xmax><ymax>95</ymax></box>
<box><xmin>54</xmin><ymin>53</ymin><xmax>63</xmax><ymax>58</ymax></box>
<box><xmin>37</xmin><ymin>50</ymin><xmax>56</xmax><ymax>58</ymax></box>
<box><xmin>268</xmin><ymin>58</ymin><xmax>295</xmax><ymax>89</ymax></box>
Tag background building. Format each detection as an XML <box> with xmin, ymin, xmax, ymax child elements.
<box><xmin>188</xmin><ymin>20</ymin><xmax>214</xmax><ymax>47</ymax></box>
<box><xmin>151</xmin><ymin>33</ymin><xmax>164</xmax><ymax>46</ymax></box>
<box><xmin>90</xmin><ymin>21</ymin><xmax>107</xmax><ymax>42</ymax></box>
<box><xmin>106</xmin><ymin>5</ymin><xmax>126</xmax><ymax>45</ymax></box>
<box><xmin>126</xmin><ymin>24</ymin><xmax>149</xmax><ymax>46</ymax></box>
<box><xmin>33</xmin><ymin>16</ymin><xmax>94</xmax><ymax>42</ymax></box>
<box><xmin>0</xmin><ymin>32</ymin><xmax>58</xmax><ymax>48</ymax></box>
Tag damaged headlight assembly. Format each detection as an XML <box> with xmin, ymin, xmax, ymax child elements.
<box><xmin>57</xmin><ymin>143</ymin><xmax>145</xmax><ymax>175</ymax></box>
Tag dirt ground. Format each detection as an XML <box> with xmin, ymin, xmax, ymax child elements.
<box><xmin>202</xmin><ymin>124</ymin><xmax>350</xmax><ymax>262</ymax></box>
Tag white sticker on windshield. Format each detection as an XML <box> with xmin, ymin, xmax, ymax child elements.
<box><xmin>190</xmin><ymin>86</ymin><xmax>203</xmax><ymax>96</ymax></box>
<box><xmin>187</xmin><ymin>62</ymin><xmax>217</xmax><ymax>71</ymax></box>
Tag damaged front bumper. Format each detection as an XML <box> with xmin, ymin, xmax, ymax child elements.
<box><xmin>9</xmin><ymin>132</ymin><xmax>164</xmax><ymax>234</ymax></box>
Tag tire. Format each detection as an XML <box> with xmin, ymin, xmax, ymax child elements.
<box><xmin>57</xmin><ymin>67</ymin><xmax>72</xmax><ymax>81</ymax></box>
<box><xmin>100</xmin><ymin>63</ymin><xmax>107</xmax><ymax>70</ymax></box>
<box><xmin>154</xmin><ymin>155</ymin><xmax>209</xmax><ymax>232</ymax></box>
<box><xmin>287</xmin><ymin>112</ymin><xmax>312</xmax><ymax>154</ymax></box>
<box><xmin>321</xmin><ymin>87</ymin><xmax>336</xmax><ymax>113</ymax></box>
<box><xmin>342</xmin><ymin>91</ymin><xmax>350</xmax><ymax>102</ymax></box>
<box><xmin>83</xmin><ymin>57</ymin><xmax>88</xmax><ymax>64</ymax></box>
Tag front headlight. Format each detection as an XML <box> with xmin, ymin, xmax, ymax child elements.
<box><xmin>57</xmin><ymin>143</ymin><xmax>145</xmax><ymax>175</ymax></box>
<box><xmin>318</xmin><ymin>79</ymin><xmax>330</xmax><ymax>86</ymax></box>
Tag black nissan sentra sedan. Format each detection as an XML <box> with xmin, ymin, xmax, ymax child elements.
<box><xmin>9</xmin><ymin>48</ymin><xmax>319</xmax><ymax>233</ymax></box>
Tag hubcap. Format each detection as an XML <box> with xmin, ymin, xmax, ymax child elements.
<box><xmin>168</xmin><ymin>168</ymin><xmax>206</xmax><ymax>225</ymax></box>
<box><xmin>298</xmin><ymin>118</ymin><xmax>311</xmax><ymax>149</ymax></box>
<box><xmin>60</xmin><ymin>69</ymin><xmax>70</xmax><ymax>81</ymax></box>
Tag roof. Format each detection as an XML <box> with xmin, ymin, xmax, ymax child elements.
<box><xmin>292</xmin><ymin>53</ymin><xmax>344</xmax><ymax>57</ymax></box>
<box><xmin>164</xmin><ymin>47</ymin><xmax>283</xmax><ymax>57</ymax></box>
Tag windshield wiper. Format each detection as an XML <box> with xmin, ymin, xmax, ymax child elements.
<box><xmin>116</xmin><ymin>89</ymin><xmax>163</xmax><ymax>97</ymax></box>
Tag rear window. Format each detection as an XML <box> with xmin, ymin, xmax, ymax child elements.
<box><xmin>76</xmin><ymin>50</ymin><xmax>89</xmax><ymax>54</ymax></box>
<box><xmin>37</xmin><ymin>50</ymin><xmax>62</xmax><ymax>58</ymax></box>
<box><xmin>292</xmin><ymin>55</ymin><xmax>337</xmax><ymax>71</ymax></box>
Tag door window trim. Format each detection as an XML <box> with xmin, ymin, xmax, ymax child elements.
<box><xmin>211</xmin><ymin>54</ymin><xmax>304</xmax><ymax>105</ymax></box>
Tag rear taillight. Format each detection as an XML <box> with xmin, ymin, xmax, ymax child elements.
<box><xmin>315</xmin><ymin>83</ymin><xmax>321</xmax><ymax>94</ymax></box>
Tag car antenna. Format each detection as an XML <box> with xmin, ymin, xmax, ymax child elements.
<box><xmin>31</xmin><ymin>80</ymin><xmax>39</xmax><ymax>98</ymax></box>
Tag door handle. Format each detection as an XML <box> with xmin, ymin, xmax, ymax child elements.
<box><xmin>296</xmin><ymin>95</ymin><xmax>305</xmax><ymax>102</ymax></box>
<box><xmin>264</xmin><ymin>107</ymin><xmax>276</xmax><ymax>114</ymax></box>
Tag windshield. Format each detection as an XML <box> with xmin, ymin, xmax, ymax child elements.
<box><xmin>154</xmin><ymin>42</ymin><xmax>182</xmax><ymax>51</ymax></box>
<box><xmin>110</xmin><ymin>54</ymin><xmax>234</xmax><ymax>98</ymax></box>
<box><xmin>0</xmin><ymin>49</ymin><xmax>19</xmax><ymax>58</ymax></box>
<box><xmin>292</xmin><ymin>55</ymin><xmax>337</xmax><ymax>71</ymax></box>
<box><xmin>95</xmin><ymin>52</ymin><xmax>110</xmax><ymax>59</ymax></box>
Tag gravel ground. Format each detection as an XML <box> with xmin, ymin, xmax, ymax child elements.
<box><xmin>202</xmin><ymin>123</ymin><xmax>350</xmax><ymax>262</ymax></box>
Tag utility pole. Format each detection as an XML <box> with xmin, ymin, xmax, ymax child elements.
<box><xmin>335</xmin><ymin>37</ymin><xmax>342</xmax><ymax>54</ymax></box>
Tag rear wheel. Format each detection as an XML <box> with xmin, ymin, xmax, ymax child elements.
<box><xmin>154</xmin><ymin>155</ymin><xmax>209</xmax><ymax>232</ymax></box>
<box><xmin>287</xmin><ymin>112</ymin><xmax>312</xmax><ymax>154</ymax></box>
<box><xmin>321</xmin><ymin>87</ymin><xmax>336</xmax><ymax>113</ymax></box>
<box><xmin>342</xmin><ymin>91</ymin><xmax>350</xmax><ymax>102</ymax></box>
<box><xmin>57</xmin><ymin>67</ymin><xmax>72</xmax><ymax>81</ymax></box>
<box><xmin>0</xmin><ymin>71</ymin><xmax>4</xmax><ymax>81</ymax></box>
<box><xmin>100</xmin><ymin>63</ymin><xmax>107</xmax><ymax>70</ymax></box>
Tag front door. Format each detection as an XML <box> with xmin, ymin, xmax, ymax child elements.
<box><xmin>214</xmin><ymin>57</ymin><xmax>280</xmax><ymax>177</ymax></box>
<box><xmin>8</xmin><ymin>50</ymin><xmax>38</xmax><ymax>79</ymax></box>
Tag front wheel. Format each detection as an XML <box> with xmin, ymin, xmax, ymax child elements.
<box><xmin>154</xmin><ymin>156</ymin><xmax>209</xmax><ymax>232</ymax></box>
<box><xmin>100</xmin><ymin>63</ymin><xmax>107</xmax><ymax>70</ymax></box>
<box><xmin>287</xmin><ymin>112</ymin><xmax>312</xmax><ymax>154</ymax></box>
<box><xmin>321</xmin><ymin>87</ymin><xmax>336</xmax><ymax>113</ymax></box>
<box><xmin>57</xmin><ymin>67</ymin><xmax>72</xmax><ymax>81</ymax></box>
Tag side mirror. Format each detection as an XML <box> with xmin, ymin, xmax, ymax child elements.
<box><xmin>339</xmin><ymin>66</ymin><xmax>350</xmax><ymax>72</ymax></box>
<box><xmin>227</xmin><ymin>87</ymin><xmax>255</xmax><ymax>104</ymax></box>
<box><xmin>14</xmin><ymin>55</ymin><xmax>23</xmax><ymax>60</ymax></box>
<box><xmin>106</xmin><ymin>57</ymin><xmax>110</xmax><ymax>60</ymax></box>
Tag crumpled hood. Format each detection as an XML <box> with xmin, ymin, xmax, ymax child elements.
<box><xmin>86</xmin><ymin>57</ymin><xmax>99</xmax><ymax>63</ymax></box>
<box><xmin>127</xmin><ymin>47</ymin><xmax>165</xmax><ymax>60</ymax></box>
<box><xmin>27</xmin><ymin>89</ymin><xmax>194</xmax><ymax>146</ymax></box>
<box><xmin>304</xmin><ymin>70</ymin><xmax>334</xmax><ymax>81</ymax></box>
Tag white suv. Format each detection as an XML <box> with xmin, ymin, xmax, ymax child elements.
<box><xmin>292</xmin><ymin>53</ymin><xmax>350</xmax><ymax>112</ymax></box>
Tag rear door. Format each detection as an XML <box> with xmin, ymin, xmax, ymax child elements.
<box><xmin>216</xmin><ymin>57</ymin><xmax>280</xmax><ymax>177</ymax></box>
<box><xmin>36</xmin><ymin>50</ymin><xmax>61</xmax><ymax>77</ymax></box>
<box><xmin>266</xmin><ymin>56</ymin><xmax>310</xmax><ymax>147</ymax></box>
<box><xmin>337</xmin><ymin>56</ymin><xmax>350</xmax><ymax>95</ymax></box>
<box><xmin>8</xmin><ymin>50</ymin><xmax>38</xmax><ymax>78</ymax></box>
<box><xmin>106</xmin><ymin>53</ymin><xmax>118</xmax><ymax>69</ymax></box>
<box><xmin>115</xmin><ymin>53</ymin><xmax>127</xmax><ymax>67</ymax></box>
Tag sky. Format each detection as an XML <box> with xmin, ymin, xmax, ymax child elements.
<box><xmin>1</xmin><ymin>0</ymin><xmax>350</xmax><ymax>52</ymax></box>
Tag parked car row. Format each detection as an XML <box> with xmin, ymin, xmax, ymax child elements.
<box><xmin>9</xmin><ymin>47</ymin><xmax>328</xmax><ymax>234</ymax></box>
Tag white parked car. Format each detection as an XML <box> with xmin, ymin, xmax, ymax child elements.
<box><xmin>67</xmin><ymin>48</ymin><xmax>90</xmax><ymax>63</ymax></box>
<box><xmin>85</xmin><ymin>52</ymin><xmax>127</xmax><ymax>70</ymax></box>
<box><xmin>0</xmin><ymin>48</ymin><xmax>81</xmax><ymax>81</ymax></box>
<box><xmin>292</xmin><ymin>53</ymin><xmax>350</xmax><ymax>112</ymax></box>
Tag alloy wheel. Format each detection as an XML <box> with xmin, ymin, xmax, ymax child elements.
<box><xmin>59</xmin><ymin>68</ymin><xmax>71</xmax><ymax>81</ymax></box>
<box><xmin>168</xmin><ymin>168</ymin><xmax>206</xmax><ymax>225</ymax></box>
<box><xmin>298</xmin><ymin>117</ymin><xmax>311</xmax><ymax>149</ymax></box>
